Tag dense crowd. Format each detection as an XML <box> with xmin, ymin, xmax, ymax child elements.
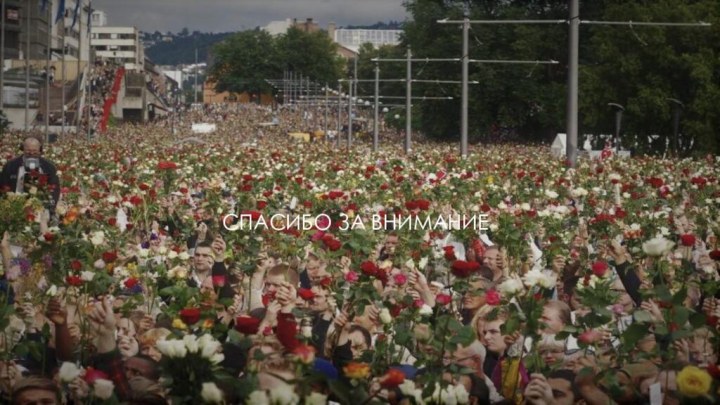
<box><xmin>0</xmin><ymin>104</ymin><xmax>719</xmax><ymax>405</ymax></box>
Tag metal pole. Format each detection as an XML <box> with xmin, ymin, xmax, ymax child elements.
<box><xmin>461</xmin><ymin>0</ymin><xmax>469</xmax><ymax>158</ymax></box>
<box><xmin>45</xmin><ymin>3</ymin><xmax>50</xmax><ymax>142</ymax></box>
<box><xmin>373</xmin><ymin>63</ymin><xmax>379</xmax><ymax>151</ymax></box>
<box><xmin>0</xmin><ymin>0</ymin><xmax>5</xmax><ymax>113</ymax></box>
<box><xmin>85</xmin><ymin>1</ymin><xmax>92</xmax><ymax>139</ymax></box>
<box><xmin>405</xmin><ymin>46</ymin><xmax>411</xmax><ymax>154</ymax></box>
<box><xmin>194</xmin><ymin>47</ymin><xmax>198</xmax><ymax>104</ymax></box>
<box><xmin>323</xmin><ymin>82</ymin><xmax>328</xmax><ymax>135</ymax></box>
<box><xmin>25</xmin><ymin>0</ymin><xmax>30</xmax><ymax>130</ymax></box>
<box><xmin>336</xmin><ymin>81</ymin><xmax>341</xmax><ymax>149</ymax></box>
<box><xmin>61</xmin><ymin>8</ymin><xmax>66</xmax><ymax>135</ymax></box>
<box><xmin>300</xmin><ymin>73</ymin><xmax>305</xmax><ymax>126</ymax></box>
<box><xmin>76</xmin><ymin>0</ymin><xmax>82</xmax><ymax>131</ymax></box>
<box><xmin>566</xmin><ymin>0</ymin><xmax>579</xmax><ymax>166</ymax></box>
<box><xmin>347</xmin><ymin>71</ymin><xmax>352</xmax><ymax>149</ymax></box>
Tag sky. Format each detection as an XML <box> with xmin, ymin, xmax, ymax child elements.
<box><xmin>91</xmin><ymin>0</ymin><xmax>408</xmax><ymax>34</ymax></box>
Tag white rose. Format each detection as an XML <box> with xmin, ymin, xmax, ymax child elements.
<box><xmin>498</xmin><ymin>278</ymin><xmax>524</xmax><ymax>296</ymax></box>
<box><xmin>497</xmin><ymin>202</ymin><xmax>507</xmax><ymax>210</ymax></box>
<box><xmin>46</xmin><ymin>285</ymin><xmax>58</xmax><ymax>297</ymax></box>
<box><xmin>93</xmin><ymin>379</ymin><xmax>115</xmax><ymax>400</ymax></box>
<box><xmin>305</xmin><ymin>392</ymin><xmax>328</xmax><ymax>405</ymax></box>
<box><xmin>520</xmin><ymin>203</ymin><xmax>531</xmax><ymax>211</ymax></box>
<box><xmin>419</xmin><ymin>304</ymin><xmax>433</xmax><ymax>316</ymax></box>
<box><xmin>58</xmin><ymin>362</ymin><xmax>82</xmax><ymax>383</ymax></box>
<box><xmin>178</xmin><ymin>251</ymin><xmax>190</xmax><ymax>261</ymax></box>
<box><xmin>418</xmin><ymin>257</ymin><xmax>428</xmax><ymax>270</ymax></box>
<box><xmin>158</xmin><ymin>246</ymin><xmax>168</xmax><ymax>255</ymax></box>
<box><xmin>198</xmin><ymin>334</ymin><xmax>221</xmax><ymax>359</ymax></box>
<box><xmin>80</xmin><ymin>271</ymin><xmax>96</xmax><ymax>282</ymax></box>
<box><xmin>209</xmin><ymin>353</ymin><xmax>224</xmax><ymax>365</ymax></box>
<box><xmin>167</xmin><ymin>250</ymin><xmax>178</xmax><ymax>260</ymax></box>
<box><xmin>90</xmin><ymin>231</ymin><xmax>105</xmax><ymax>246</ymax></box>
<box><xmin>247</xmin><ymin>390</ymin><xmax>270</xmax><ymax>405</ymax></box>
<box><xmin>642</xmin><ymin>237</ymin><xmax>674</xmax><ymax>257</ymax></box>
<box><xmin>183</xmin><ymin>334</ymin><xmax>199</xmax><ymax>353</ymax></box>
<box><xmin>544</xmin><ymin>190</ymin><xmax>559</xmax><ymax>199</ymax></box>
<box><xmin>157</xmin><ymin>339</ymin><xmax>187</xmax><ymax>358</ymax></box>
<box><xmin>269</xmin><ymin>383</ymin><xmax>298</xmax><ymax>405</ymax></box>
<box><xmin>454</xmin><ymin>383</ymin><xmax>470</xmax><ymax>404</ymax></box>
<box><xmin>523</xmin><ymin>269</ymin><xmax>556</xmax><ymax>289</ymax></box>
<box><xmin>379</xmin><ymin>308</ymin><xmax>393</xmax><ymax>324</ymax></box>
<box><xmin>94</xmin><ymin>259</ymin><xmax>106</xmax><ymax>269</ymax></box>
<box><xmin>200</xmin><ymin>382</ymin><xmax>224</xmax><ymax>404</ymax></box>
<box><xmin>138</xmin><ymin>248</ymin><xmax>150</xmax><ymax>258</ymax></box>
<box><xmin>399</xmin><ymin>380</ymin><xmax>417</xmax><ymax>396</ymax></box>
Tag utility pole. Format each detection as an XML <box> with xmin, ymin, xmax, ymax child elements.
<box><xmin>566</xmin><ymin>0</ymin><xmax>579</xmax><ymax>166</ymax></box>
<box><xmin>405</xmin><ymin>47</ymin><xmax>411</xmax><ymax>154</ymax></box>
<box><xmin>45</xmin><ymin>2</ymin><xmax>51</xmax><ymax>142</ymax></box>
<box><xmin>194</xmin><ymin>47</ymin><xmax>198</xmax><ymax>104</ymax></box>
<box><xmin>373</xmin><ymin>63</ymin><xmax>379</xmax><ymax>152</ymax></box>
<box><xmin>460</xmin><ymin>0</ymin><xmax>469</xmax><ymax>157</ymax></box>
<box><xmin>0</xmin><ymin>0</ymin><xmax>6</xmax><ymax>114</ymax></box>
<box><xmin>24</xmin><ymin>0</ymin><xmax>30</xmax><ymax>130</ymax></box>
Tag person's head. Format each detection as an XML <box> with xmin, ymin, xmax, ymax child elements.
<box><xmin>541</xmin><ymin>300</ymin><xmax>572</xmax><ymax>334</ymax></box>
<box><xmin>347</xmin><ymin>325</ymin><xmax>372</xmax><ymax>359</ymax></box>
<box><xmin>117</xmin><ymin>317</ymin><xmax>137</xmax><ymax>338</ymax></box>
<box><xmin>610</xmin><ymin>277</ymin><xmax>634</xmax><ymax>314</ymax></box>
<box><xmin>382</xmin><ymin>233</ymin><xmax>399</xmax><ymax>257</ymax></box>
<box><xmin>305</xmin><ymin>253</ymin><xmax>329</xmax><ymax>285</ymax></box>
<box><xmin>307</xmin><ymin>285</ymin><xmax>331</xmax><ymax>314</ymax></box>
<box><xmin>463</xmin><ymin>277</ymin><xmax>492</xmax><ymax>312</ymax></box>
<box><xmin>547</xmin><ymin>370</ymin><xmax>583</xmax><ymax>405</ymax></box>
<box><xmin>21</xmin><ymin>137</ymin><xmax>42</xmax><ymax>159</ymax></box>
<box><xmin>124</xmin><ymin>355</ymin><xmax>161</xmax><ymax>381</ymax></box>
<box><xmin>264</xmin><ymin>264</ymin><xmax>298</xmax><ymax>295</ymax></box>
<box><xmin>537</xmin><ymin>334</ymin><xmax>566</xmax><ymax>367</ymax></box>
<box><xmin>193</xmin><ymin>242</ymin><xmax>215</xmax><ymax>273</ymax></box>
<box><xmin>138</xmin><ymin>328</ymin><xmax>171</xmax><ymax>362</ymax></box>
<box><xmin>446</xmin><ymin>340</ymin><xmax>485</xmax><ymax>374</ymax></box>
<box><xmin>482</xmin><ymin>246</ymin><xmax>502</xmax><ymax>275</ymax></box>
<box><xmin>12</xmin><ymin>377</ymin><xmax>59</xmax><ymax>405</ymax></box>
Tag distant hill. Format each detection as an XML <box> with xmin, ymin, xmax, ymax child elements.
<box><xmin>344</xmin><ymin>21</ymin><xmax>403</xmax><ymax>30</ymax></box>
<box><xmin>144</xmin><ymin>31</ymin><xmax>233</xmax><ymax>66</ymax></box>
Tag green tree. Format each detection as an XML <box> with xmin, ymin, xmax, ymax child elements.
<box><xmin>275</xmin><ymin>27</ymin><xmax>344</xmax><ymax>86</ymax></box>
<box><xmin>208</xmin><ymin>29</ymin><xmax>281</xmax><ymax>95</ymax></box>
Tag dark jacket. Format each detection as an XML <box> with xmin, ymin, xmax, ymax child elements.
<box><xmin>0</xmin><ymin>156</ymin><xmax>61</xmax><ymax>209</ymax></box>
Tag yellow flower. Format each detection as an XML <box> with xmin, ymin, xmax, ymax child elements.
<box><xmin>172</xmin><ymin>318</ymin><xmax>188</xmax><ymax>330</ymax></box>
<box><xmin>677</xmin><ymin>366</ymin><xmax>712</xmax><ymax>398</ymax></box>
<box><xmin>343</xmin><ymin>362</ymin><xmax>371</xmax><ymax>379</ymax></box>
<box><xmin>487</xmin><ymin>176</ymin><xmax>494</xmax><ymax>184</ymax></box>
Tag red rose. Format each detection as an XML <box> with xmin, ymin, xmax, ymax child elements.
<box><xmin>262</xmin><ymin>291</ymin><xmax>276</xmax><ymax>307</ymax></box>
<box><xmin>70</xmin><ymin>260</ymin><xmax>83</xmax><ymax>271</ymax></box>
<box><xmin>435</xmin><ymin>294</ymin><xmax>452</xmax><ymax>306</ymax></box>
<box><xmin>212</xmin><ymin>275</ymin><xmax>226</xmax><ymax>288</ymax></box>
<box><xmin>360</xmin><ymin>261</ymin><xmax>379</xmax><ymax>277</ymax></box>
<box><xmin>292</xmin><ymin>344</ymin><xmax>316</xmax><ymax>364</ymax></box>
<box><xmin>179</xmin><ymin>308</ymin><xmax>201</xmax><ymax>325</ymax></box>
<box><xmin>485</xmin><ymin>289</ymin><xmax>501</xmax><ymax>306</ymax></box>
<box><xmin>319</xmin><ymin>277</ymin><xmax>332</xmax><ymax>287</ymax></box>
<box><xmin>124</xmin><ymin>278</ymin><xmax>139</xmax><ymax>289</ymax></box>
<box><xmin>393</xmin><ymin>273</ymin><xmax>408</xmax><ymax>286</ymax></box>
<box><xmin>256</xmin><ymin>200</ymin><xmax>267</xmax><ymax>209</ymax></box>
<box><xmin>707</xmin><ymin>364</ymin><xmax>720</xmax><ymax>379</ymax></box>
<box><xmin>240</xmin><ymin>210</ymin><xmax>262</xmax><ymax>221</ymax></box>
<box><xmin>157</xmin><ymin>161</ymin><xmax>178</xmax><ymax>170</ymax></box>
<box><xmin>102</xmin><ymin>251</ymin><xmax>118</xmax><ymax>263</ymax></box>
<box><xmin>380</xmin><ymin>368</ymin><xmax>405</xmax><ymax>388</ymax></box>
<box><xmin>298</xmin><ymin>288</ymin><xmax>315</xmax><ymax>301</ymax></box>
<box><xmin>83</xmin><ymin>367</ymin><xmax>109</xmax><ymax>384</ymax></box>
<box><xmin>710</xmin><ymin>250</ymin><xmax>720</xmax><ymax>261</ymax></box>
<box><xmin>591</xmin><ymin>261</ymin><xmax>609</xmax><ymax>277</ymax></box>
<box><xmin>235</xmin><ymin>316</ymin><xmax>261</xmax><ymax>335</ymax></box>
<box><xmin>443</xmin><ymin>246</ymin><xmax>456</xmax><ymax>261</ymax></box>
<box><xmin>578</xmin><ymin>329</ymin><xmax>602</xmax><ymax>345</ymax></box>
<box><xmin>680</xmin><ymin>234</ymin><xmax>696</xmax><ymax>247</ymax></box>
<box><xmin>107</xmin><ymin>217</ymin><xmax>117</xmax><ymax>226</ymax></box>
<box><xmin>416</xmin><ymin>199</ymin><xmax>431</xmax><ymax>211</ymax></box>
<box><xmin>43</xmin><ymin>232</ymin><xmax>55</xmax><ymax>242</ymax></box>
<box><xmin>139</xmin><ymin>183</ymin><xmax>150</xmax><ymax>191</ymax></box>
<box><xmin>405</xmin><ymin>201</ymin><xmax>419</xmax><ymax>211</ymax></box>
<box><xmin>66</xmin><ymin>275</ymin><xmax>83</xmax><ymax>286</ymax></box>
<box><xmin>451</xmin><ymin>260</ymin><xmax>480</xmax><ymax>278</ymax></box>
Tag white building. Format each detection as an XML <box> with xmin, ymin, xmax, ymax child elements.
<box><xmin>91</xmin><ymin>10</ymin><xmax>108</xmax><ymax>28</ymax></box>
<box><xmin>90</xmin><ymin>26</ymin><xmax>144</xmax><ymax>71</ymax></box>
<box><xmin>333</xmin><ymin>28</ymin><xmax>402</xmax><ymax>53</ymax></box>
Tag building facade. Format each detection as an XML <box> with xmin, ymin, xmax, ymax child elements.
<box><xmin>90</xmin><ymin>26</ymin><xmax>144</xmax><ymax>71</ymax></box>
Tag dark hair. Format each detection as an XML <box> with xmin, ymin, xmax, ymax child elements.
<box><xmin>548</xmin><ymin>369</ymin><xmax>580</xmax><ymax>401</ymax></box>
<box><xmin>131</xmin><ymin>354</ymin><xmax>161</xmax><ymax>381</ymax></box>
<box><xmin>348</xmin><ymin>325</ymin><xmax>372</xmax><ymax>347</ymax></box>
<box><xmin>12</xmin><ymin>377</ymin><xmax>59</xmax><ymax>405</ymax></box>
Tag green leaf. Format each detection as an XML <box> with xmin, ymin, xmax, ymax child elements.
<box><xmin>621</xmin><ymin>323</ymin><xmax>649</xmax><ymax>348</ymax></box>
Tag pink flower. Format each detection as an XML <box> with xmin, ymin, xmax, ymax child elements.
<box><xmin>413</xmin><ymin>299</ymin><xmax>425</xmax><ymax>308</ymax></box>
<box><xmin>393</xmin><ymin>273</ymin><xmax>408</xmax><ymax>286</ymax></box>
<box><xmin>435</xmin><ymin>294</ymin><xmax>452</xmax><ymax>306</ymax></box>
<box><xmin>485</xmin><ymin>289</ymin><xmax>501</xmax><ymax>306</ymax></box>
<box><xmin>344</xmin><ymin>271</ymin><xmax>359</xmax><ymax>283</ymax></box>
<box><xmin>578</xmin><ymin>329</ymin><xmax>603</xmax><ymax>345</ymax></box>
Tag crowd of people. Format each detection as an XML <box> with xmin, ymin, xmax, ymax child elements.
<box><xmin>80</xmin><ymin>61</ymin><xmax>122</xmax><ymax>134</ymax></box>
<box><xmin>0</xmin><ymin>104</ymin><xmax>718</xmax><ymax>405</ymax></box>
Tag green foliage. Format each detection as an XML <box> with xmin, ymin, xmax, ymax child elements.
<box><xmin>209</xmin><ymin>27</ymin><xmax>344</xmax><ymax>97</ymax></box>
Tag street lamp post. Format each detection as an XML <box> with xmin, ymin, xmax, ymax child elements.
<box><xmin>608</xmin><ymin>103</ymin><xmax>624</xmax><ymax>150</ymax></box>
<box><xmin>667</xmin><ymin>98</ymin><xmax>683</xmax><ymax>156</ymax></box>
